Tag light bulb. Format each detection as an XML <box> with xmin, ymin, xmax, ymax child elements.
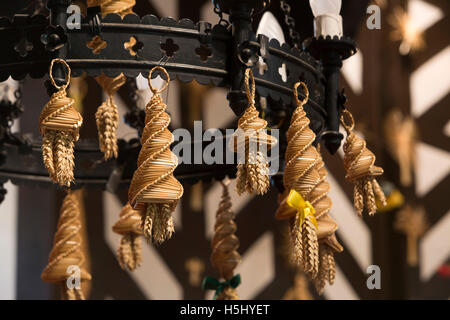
<box><xmin>309</xmin><ymin>0</ymin><xmax>342</xmax><ymax>17</ymax></box>
<box><xmin>309</xmin><ymin>0</ymin><xmax>343</xmax><ymax>37</ymax></box>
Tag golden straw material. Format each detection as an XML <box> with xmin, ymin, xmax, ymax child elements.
<box><xmin>231</xmin><ymin>68</ymin><xmax>277</xmax><ymax>195</ymax></box>
<box><xmin>275</xmin><ymin>82</ymin><xmax>321</xmax><ymax>279</ymax></box>
<box><xmin>211</xmin><ymin>180</ymin><xmax>241</xmax><ymax>300</ymax></box>
<box><xmin>88</xmin><ymin>0</ymin><xmax>135</xmax><ymax>17</ymax></box>
<box><xmin>95</xmin><ymin>73</ymin><xmax>126</xmax><ymax>160</ymax></box>
<box><xmin>340</xmin><ymin>109</ymin><xmax>386</xmax><ymax>216</ymax></box>
<box><xmin>394</xmin><ymin>205</ymin><xmax>428</xmax><ymax>266</ymax></box>
<box><xmin>41</xmin><ymin>190</ymin><xmax>91</xmax><ymax>300</ymax></box>
<box><xmin>300</xmin><ymin>214</ymin><xmax>319</xmax><ymax>278</ymax></box>
<box><xmin>389</xmin><ymin>6</ymin><xmax>425</xmax><ymax>55</ymax></box>
<box><xmin>276</xmin><ymin>83</ymin><xmax>326</xmax><ymax>220</ymax></box>
<box><xmin>217</xmin><ymin>286</ymin><xmax>239</xmax><ymax>300</ymax></box>
<box><xmin>128</xmin><ymin>66</ymin><xmax>183</xmax><ymax>244</ymax></box>
<box><xmin>314</xmin><ymin>244</ymin><xmax>336</xmax><ymax>294</ymax></box>
<box><xmin>314</xmin><ymin>162</ymin><xmax>342</xmax><ymax>295</ymax></box>
<box><xmin>87</xmin><ymin>1</ymin><xmax>135</xmax><ymax>159</ymax></box>
<box><xmin>384</xmin><ymin>109</ymin><xmax>416</xmax><ymax>186</ymax></box>
<box><xmin>39</xmin><ymin>59</ymin><xmax>83</xmax><ymax>186</ymax></box>
<box><xmin>112</xmin><ymin>202</ymin><xmax>143</xmax><ymax>271</ymax></box>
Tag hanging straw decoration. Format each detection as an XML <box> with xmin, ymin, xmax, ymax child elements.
<box><xmin>39</xmin><ymin>59</ymin><xmax>83</xmax><ymax>187</ymax></box>
<box><xmin>394</xmin><ymin>205</ymin><xmax>428</xmax><ymax>266</ymax></box>
<box><xmin>312</xmin><ymin>158</ymin><xmax>343</xmax><ymax>294</ymax></box>
<box><xmin>88</xmin><ymin>0</ymin><xmax>135</xmax><ymax>15</ymax></box>
<box><xmin>275</xmin><ymin>82</ymin><xmax>320</xmax><ymax>279</ymax></box>
<box><xmin>95</xmin><ymin>74</ymin><xmax>125</xmax><ymax>160</ymax></box>
<box><xmin>340</xmin><ymin>109</ymin><xmax>387</xmax><ymax>216</ymax></box>
<box><xmin>314</xmin><ymin>243</ymin><xmax>336</xmax><ymax>294</ymax></box>
<box><xmin>112</xmin><ymin>202</ymin><xmax>143</xmax><ymax>271</ymax></box>
<box><xmin>383</xmin><ymin>109</ymin><xmax>416</xmax><ymax>186</ymax></box>
<box><xmin>41</xmin><ymin>190</ymin><xmax>91</xmax><ymax>300</ymax></box>
<box><xmin>203</xmin><ymin>180</ymin><xmax>241</xmax><ymax>300</ymax></box>
<box><xmin>231</xmin><ymin>68</ymin><xmax>277</xmax><ymax>195</ymax></box>
<box><xmin>128</xmin><ymin>66</ymin><xmax>183</xmax><ymax>244</ymax></box>
<box><xmin>89</xmin><ymin>0</ymin><xmax>135</xmax><ymax>160</ymax></box>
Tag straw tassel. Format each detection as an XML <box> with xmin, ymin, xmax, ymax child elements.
<box><xmin>112</xmin><ymin>202</ymin><xmax>143</xmax><ymax>271</ymax></box>
<box><xmin>39</xmin><ymin>59</ymin><xmax>82</xmax><ymax>187</ymax></box>
<box><xmin>95</xmin><ymin>74</ymin><xmax>125</xmax><ymax>160</ymax></box>
<box><xmin>314</xmin><ymin>244</ymin><xmax>336</xmax><ymax>294</ymax></box>
<box><xmin>41</xmin><ymin>190</ymin><xmax>91</xmax><ymax>300</ymax></box>
<box><xmin>210</xmin><ymin>180</ymin><xmax>241</xmax><ymax>300</ymax></box>
<box><xmin>313</xmin><ymin>162</ymin><xmax>343</xmax><ymax>294</ymax></box>
<box><xmin>383</xmin><ymin>109</ymin><xmax>416</xmax><ymax>186</ymax></box>
<box><xmin>231</xmin><ymin>68</ymin><xmax>277</xmax><ymax>196</ymax></box>
<box><xmin>340</xmin><ymin>109</ymin><xmax>386</xmax><ymax>216</ymax></box>
<box><xmin>88</xmin><ymin>0</ymin><xmax>136</xmax><ymax>160</ymax></box>
<box><xmin>128</xmin><ymin>66</ymin><xmax>183</xmax><ymax>244</ymax></box>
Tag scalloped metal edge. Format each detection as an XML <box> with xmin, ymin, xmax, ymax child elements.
<box><xmin>0</xmin><ymin>12</ymin><xmax>325</xmax><ymax>109</ymax></box>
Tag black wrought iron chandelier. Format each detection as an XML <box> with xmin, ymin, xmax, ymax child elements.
<box><xmin>0</xmin><ymin>0</ymin><xmax>395</xmax><ymax>298</ymax></box>
<box><xmin>0</xmin><ymin>0</ymin><xmax>356</xmax><ymax>196</ymax></box>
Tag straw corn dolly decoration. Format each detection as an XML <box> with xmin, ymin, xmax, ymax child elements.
<box><xmin>95</xmin><ymin>74</ymin><xmax>125</xmax><ymax>160</ymax></box>
<box><xmin>41</xmin><ymin>190</ymin><xmax>91</xmax><ymax>300</ymax></box>
<box><xmin>340</xmin><ymin>109</ymin><xmax>386</xmax><ymax>216</ymax></box>
<box><xmin>39</xmin><ymin>59</ymin><xmax>83</xmax><ymax>187</ymax></box>
<box><xmin>276</xmin><ymin>82</ymin><xmax>342</xmax><ymax>291</ymax></box>
<box><xmin>383</xmin><ymin>109</ymin><xmax>416</xmax><ymax>187</ymax></box>
<box><xmin>91</xmin><ymin>0</ymin><xmax>134</xmax><ymax>160</ymax></box>
<box><xmin>203</xmin><ymin>180</ymin><xmax>241</xmax><ymax>300</ymax></box>
<box><xmin>231</xmin><ymin>68</ymin><xmax>277</xmax><ymax>195</ymax></box>
<box><xmin>128</xmin><ymin>66</ymin><xmax>183</xmax><ymax>244</ymax></box>
<box><xmin>113</xmin><ymin>202</ymin><xmax>143</xmax><ymax>271</ymax></box>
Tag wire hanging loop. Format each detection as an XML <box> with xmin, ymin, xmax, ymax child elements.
<box><xmin>244</xmin><ymin>68</ymin><xmax>256</xmax><ymax>106</ymax></box>
<box><xmin>49</xmin><ymin>58</ymin><xmax>71</xmax><ymax>91</ymax></box>
<box><xmin>340</xmin><ymin>109</ymin><xmax>355</xmax><ymax>133</ymax></box>
<box><xmin>293</xmin><ymin>81</ymin><xmax>309</xmax><ymax>107</ymax></box>
<box><xmin>148</xmin><ymin>66</ymin><xmax>170</xmax><ymax>95</ymax></box>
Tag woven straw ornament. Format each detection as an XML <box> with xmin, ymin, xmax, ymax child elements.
<box><xmin>210</xmin><ymin>180</ymin><xmax>241</xmax><ymax>300</ymax></box>
<box><xmin>41</xmin><ymin>190</ymin><xmax>91</xmax><ymax>300</ymax></box>
<box><xmin>128</xmin><ymin>66</ymin><xmax>183</xmax><ymax>244</ymax></box>
<box><xmin>231</xmin><ymin>68</ymin><xmax>277</xmax><ymax>195</ymax></box>
<box><xmin>340</xmin><ymin>109</ymin><xmax>386</xmax><ymax>216</ymax></box>
<box><xmin>39</xmin><ymin>59</ymin><xmax>82</xmax><ymax>187</ymax></box>
<box><xmin>113</xmin><ymin>202</ymin><xmax>143</xmax><ymax>271</ymax></box>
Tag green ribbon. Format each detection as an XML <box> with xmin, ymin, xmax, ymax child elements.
<box><xmin>202</xmin><ymin>274</ymin><xmax>241</xmax><ymax>300</ymax></box>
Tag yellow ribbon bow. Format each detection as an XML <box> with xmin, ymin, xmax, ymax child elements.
<box><xmin>287</xmin><ymin>189</ymin><xmax>318</xmax><ymax>230</ymax></box>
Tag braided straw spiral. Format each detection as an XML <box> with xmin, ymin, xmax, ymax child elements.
<box><xmin>231</xmin><ymin>68</ymin><xmax>277</xmax><ymax>195</ymax></box>
<box><xmin>112</xmin><ymin>202</ymin><xmax>143</xmax><ymax>271</ymax></box>
<box><xmin>313</xmin><ymin>158</ymin><xmax>343</xmax><ymax>294</ymax></box>
<box><xmin>41</xmin><ymin>191</ymin><xmax>91</xmax><ymax>300</ymax></box>
<box><xmin>95</xmin><ymin>74</ymin><xmax>126</xmax><ymax>160</ymax></box>
<box><xmin>274</xmin><ymin>82</ymin><xmax>320</xmax><ymax>279</ymax></box>
<box><xmin>211</xmin><ymin>180</ymin><xmax>241</xmax><ymax>300</ymax></box>
<box><xmin>128</xmin><ymin>66</ymin><xmax>183</xmax><ymax>244</ymax></box>
<box><xmin>39</xmin><ymin>59</ymin><xmax>83</xmax><ymax>187</ymax></box>
<box><xmin>340</xmin><ymin>109</ymin><xmax>387</xmax><ymax>216</ymax></box>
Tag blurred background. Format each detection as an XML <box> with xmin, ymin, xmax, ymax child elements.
<box><xmin>0</xmin><ymin>0</ymin><xmax>449</xmax><ymax>299</ymax></box>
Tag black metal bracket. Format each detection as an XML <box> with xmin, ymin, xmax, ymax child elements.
<box><xmin>303</xmin><ymin>36</ymin><xmax>356</xmax><ymax>154</ymax></box>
